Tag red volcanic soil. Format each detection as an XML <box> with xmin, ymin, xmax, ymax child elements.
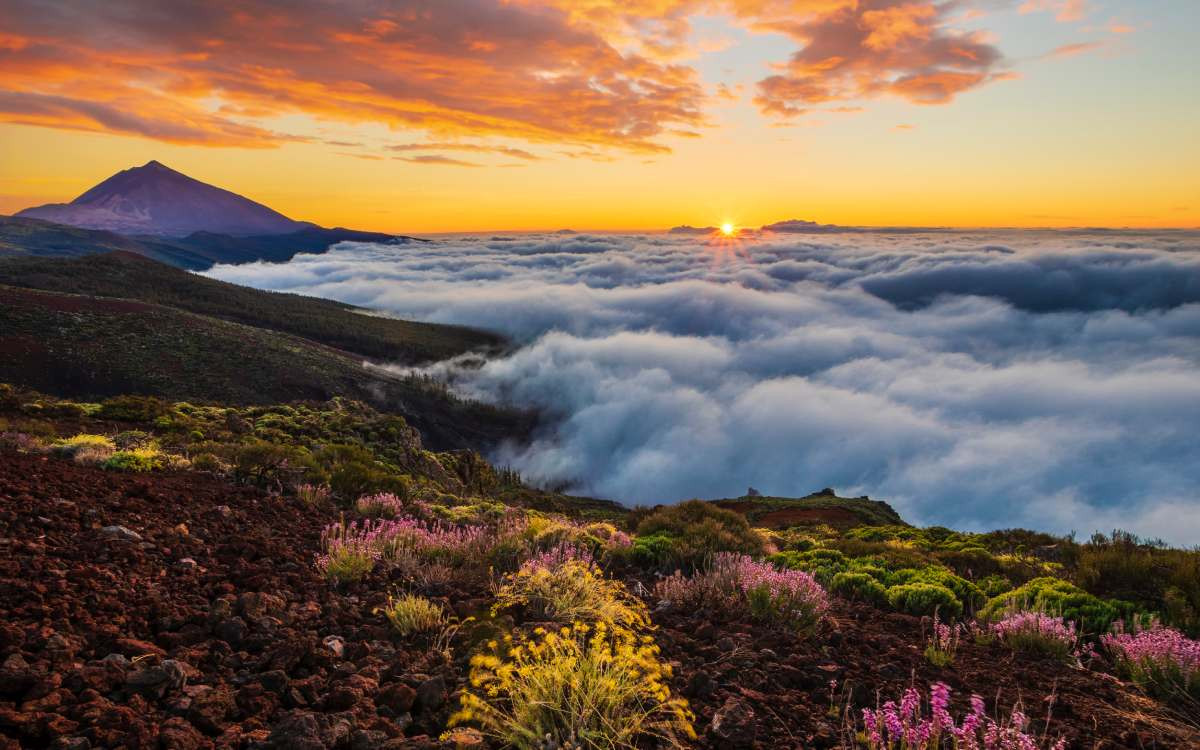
<box><xmin>0</xmin><ymin>452</ymin><xmax>463</xmax><ymax>749</ymax></box>
<box><xmin>2</xmin><ymin>450</ymin><xmax>1197</xmax><ymax>749</ymax></box>
<box><xmin>1</xmin><ymin>287</ymin><xmax>153</xmax><ymax>315</ymax></box>
<box><xmin>656</xmin><ymin>603</ymin><xmax>1200</xmax><ymax>749</ymax></box>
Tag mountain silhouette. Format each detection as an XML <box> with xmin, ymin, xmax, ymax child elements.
<box><xmin>16</xmin><ymin>160</ymin><xmax>307</xmax><ymax>237</ymax></box>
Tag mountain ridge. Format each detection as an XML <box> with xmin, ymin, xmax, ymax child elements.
<box><xmin>16</xmin><ymin>160</ymin><xmax>308</xmax><ymax>237</ymax></box>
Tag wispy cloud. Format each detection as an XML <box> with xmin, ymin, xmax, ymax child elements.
<box><xmin>394</xmin><ymin>154</ymin><xmax>482</xmax><ymax>167</ymax></box>
<box><xmin>1039</xmin><ymin>40</ymin><xmax>1105</xmax><ymax>59</ymax></box>
<box><xmin>388</xmin><ymin>142</ymin><xmax>540</xmax><ymax>160</ymax></box>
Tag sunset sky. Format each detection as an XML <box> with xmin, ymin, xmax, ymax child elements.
<box><xmin>0</xmin><ymin>0</ymin><xmax>1196</xmax><ymax>232</ymax></box>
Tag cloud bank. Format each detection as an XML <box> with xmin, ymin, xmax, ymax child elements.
<box><xmin>206</xmin><ymin>230</ymin><xmax>1200</xmax><ymax>543</ymax></box>
<box><xmin>0</xmin><ymin>0</ymin><xmax>1090</xmax><ymax>151</ymax></box>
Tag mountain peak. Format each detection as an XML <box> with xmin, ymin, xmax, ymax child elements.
<box><xmin>16</xmin><ymin>162</ymin><xmax>305</xmax><ymax>238</ymax></box>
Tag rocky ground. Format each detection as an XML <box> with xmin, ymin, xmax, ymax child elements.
<box><xmin>2</xmin><ymin>450</ymin><xmax>1198</xmax><ymax>749</ymax></box>
<box><xmin>0</xmin><ymin>451</ymin><xmax>467</xmax><ymax>749</ymax></box>
<box><xmin>656</xmin><ymin>604</ymin><xmax>1200</xmax><ymax>749</ymax></box>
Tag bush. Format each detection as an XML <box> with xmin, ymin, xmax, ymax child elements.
<box><xmin>316</xmin><ymin>520</ymin><xmax>379</xmax><ymax>584</ymax></box>
<box><xmin>229</xmin><ymin>439</ymin><xmax>311</xmax><ymax>488</ymax></box>
<box><xmin>1079</xmin><ymin>531</ymin><xmax>1200</xmax><ymax>637</ymax></box>
<box><xmin>769</xmin><ymin>548</ymin><xmax>849</xmax><ymax>585</ymax></box>
<box><xmin>493</xmin><ymin>558</ymin><xmax>649</xmax><ymax>630</ymax></box>
<box><xmin>102</xmin><ymin>448</ymin><xmax>166</xmax><ymax>472</ymax></box>
<box><xmin>356</xmin><ymin>492</ymin><xmax>406</xmax><ymax>518</ymax></box>
<box><xmin>887</xmin><ymin>583</ymin><xmax>963</xmax><ymax>618</ymax></box>
<box><xmin>377</xmin><ymin>594</ymin><xmax>445</xmax><ymax>636</ymax></box>
<box><xmin>924</xmin><ymin>616</ymin><xmax>961</xmax><ymax>667</ymax></box>
<box><xmin>831</xmin><ymin>572</ymin><xmax>888</xmax><ymax>607</ymax></box>
<box><xmin>656</xmin><ymin>554</ymin><xmax>828</xmax><ymax>633</ymax></box>
<box><xmin>990</xmin><ymin>611</ymin><xmax>1078</xmax><ymax>661</ymax></box>
<box><xmin>741</xmin><ymin>559</ymin><xmax>828</xmax><ymax>633</ymax></box>
<box><xmin>449</xmin><ymin>622</ymin><xmax>695</xmax><ymax>749</ymax></box>
<box><xmin>97</xmin><ymin>395</ymin><xmax>169</xmax><ymax>422</ymax></box>
<box><xmin>52</xmin><ymin>434</ymin><xmax>114</xmax><ymax>458</ymax></box>
<box><xmin>1103</xmin><ymin>625</ymin><xmax>1200</xmax><ymax>703</ymax></box>
<box><xmin>113</xmin><ymin>430</ymin><xmax>152</xmax><ymax>449</ymax></box>
<box><xmin>634</xmin><ymin>500</ymin><xmax>764</xmax><ymax>570</ymax></box>
<box><xmin>981</xmin><ymin>577</ymin><xmax>1122</xmax><ymax>634</ymax></box>
<box><xmin>890</xmin><ymin>567</ymin><xmax>985</xmax><ymax>614</ymax></box>
<box><xmin>190</xmin><ymin>452</ymin><xmax>225</xmax><ymax>474</ymax></box>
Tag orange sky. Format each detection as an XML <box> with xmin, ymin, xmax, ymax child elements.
<box><xmin>0</xmin><ymin>0</ymin><xmax>1196</xmax><ymax>231</ymax></box>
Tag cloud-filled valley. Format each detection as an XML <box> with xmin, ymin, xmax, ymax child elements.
<box><xmin>205</xmin><ymin>230</ymin><xmax>1200</xmax><ymax>543</ymax></box>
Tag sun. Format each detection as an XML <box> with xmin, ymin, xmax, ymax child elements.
<box><xmin>720</xmin><ymin>222</ymin><xmax>735</xmax><ymax>236</ymax></box>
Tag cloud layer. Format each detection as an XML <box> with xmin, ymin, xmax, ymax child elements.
<box><xmin>0</xmin><ymin>0</ymin><xmax>1082</xmax><ymax>151</ymax></box>
<box><xmin>205</xmin><ymin>229</ymin><xmax>1200</xmax><ymax>543</ymax></box>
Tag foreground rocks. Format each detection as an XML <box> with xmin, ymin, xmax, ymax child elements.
<box><xmin>0</xmin><ymin>452</ymin><xmax>460</xmax><ymax>749</ymax></box>
<box><xmin>2</xmin><ymin>449</ymin><xmax>1199</xmax><ymax>749</ymax></box>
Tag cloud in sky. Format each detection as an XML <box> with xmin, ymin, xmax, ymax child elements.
<box><xmin>0</xmin><ymin>0</ymin><xmax>704</xmax><ymax>151</ymax></box>
<box><xmin>205</xmin><ymin>229</ymin><xmax>1200</xmax><ymax>543</ymax></box>
<box><xmin>0</xmin><ymin>0</ymin><xmax>1094</xmax><ymax>150</ymax></box>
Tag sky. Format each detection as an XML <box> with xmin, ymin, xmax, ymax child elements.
<box><xmin>205</xmin><ymin>229</ymin><xmax>1200</xmax><ymax>543</ymax></box>
<box><xmin>0</xmin><ymin>0</ymin><xmax>1198</xmax><ymax>232</ymax></box>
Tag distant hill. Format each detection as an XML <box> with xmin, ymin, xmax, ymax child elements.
<box><xmin>0</xmin><ymin>253</ymin><xmax>525</xmax><ymax>450</ymax></box>
<box><xmin>713</xmin><ymin>488</ymin><xmax>906</xmax><ymax>529</ymax></box>
<box><xmin>0</xmin><ymin>251</ymin><xmax>502</xmax><ymax>363</ymax></box>
<box><xmin>0</xmin><ymin>215</ymin><xmax>216</xmax><ymax>268</ymax></box>
<box><xmin>0</xmin><ymin>215</ymin><xmax>414</xmax><ymax>271</ymax></box>
<box><xmin>16</xmin><ymin>160</ymin><xmax>306</xmax><ymax>237</ymax></box>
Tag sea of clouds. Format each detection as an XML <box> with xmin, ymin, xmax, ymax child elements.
<box><xmin>205</xmin><ymin>229</ymin><xmax>1200</xmax><ymax>543</ymax></box>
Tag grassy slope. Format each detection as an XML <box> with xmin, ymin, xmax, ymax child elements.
<box><xmin>0</xmin><ymin>285</ymin><xmax>528</xmax><ymax>450</ymax></box>
<box><xmin>0</xmin><ymin>251</ymin><xmax>501</xmax><ymax>364</ymax></box>
<box><xmin>0</xmin><ymin>215</ymin><xmax>419</xmax><ymax>271</ymax></box>
<box><xmin>0</xmin><ymin>215</ymin><xmax>214</xmax><ymax>268</ymax></box>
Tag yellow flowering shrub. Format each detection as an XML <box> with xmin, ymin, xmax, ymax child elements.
<box><xmin>377</xmin><ymin>593</ymin><xmax>446</xmax><ymax>636</ymax></box>
<box><xmin>492</xmin><ymin>559</ymin><xmax>649</xmax><ymax>630</ymax></box>
<box><xmin>449</xmin><ymin>622</ymin><xmax>695</xmax><ymax>750</ymax></box>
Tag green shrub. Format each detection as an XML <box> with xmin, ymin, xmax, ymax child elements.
<box><xmin>977</xmin><ymin>574</ymin><xmax>1013</xmax><ymax>598</ymax></box>
<box><xmin>889</xmin><ymin>567</ymin><xmax>985</xmax><ymax>613</ymax></box>
<box><xmin>377</xmin><ymin>594</ymin><xmax>446</xmax><ymax>636</ymax></box>
<box><xmin>886</xmin><ymin>583</ymin><xmax>962</xmax><ymax>618</ymax></box>
<box><xmin>634</xmin><ymin>501</ymin><xmax>764</xmax><ymax>570</ymax></box>
<box><xmin>770</xmin><ymin>548</ymin><xmax>849</xmax><ymax>585</ymax></box>
<box><xmin>980</xmin><ymin>576</ymin><xmax>1125</xmax><ymax>634</ymax></box>
<box><xmin>102</xmin><ymin>448</ymin><xmax>166</xmax><ymax>472</ymax></box>
<box><xmin>1077</xmin><ymin>531</ymin><xmax>1200</xmax><ymax>637</ymax></box>
<box><xmin>113</xmin><ymin>430</ymin><xmax>152</xmax><ymax>449</ymax></box>
<box><xmin>52</xmin><ymin>434</ymin><xmax>115</xmax><ymax>457</ymax></box>
<box><xmin>97</xmin><ymin>395</ymin><xmax>169</xmax><ymax>422</ymax></box>
<box><xmin>228</xmin><ymin>439</ymin><xmax>311</xmax><ymax>487</ymax></box>
<box><xmin>830</xmin><ymin>572</ymin><xmax>888</xmax><ymax>607</ymax></box>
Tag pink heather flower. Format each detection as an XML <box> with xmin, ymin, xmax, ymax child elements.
<box><xmin>355</xmin><ymin>491</ymin><xmax>406</xmax><ymax>517</ymax></box>
<box><xmin>1103</xmin><ymin>625</ymin><xmax>1200</xmax><ymax>695</ymax></box>
<box><xmin>989</xmin><ymin>611</ymin><xmax>1078</xmax><ymax>659</ymax></box>
<box><xmin>728</xmin><ymin>554</ymin><xmax>829</xmax><ymax>630</ymax></box>
<box><xmin>861</xmin><ymin>685</ymin><xmax>1064</xmax><ymax>750</ymax></box>
<box><xmin>524</xmin><ymin>541</ymin><xmax>595</xmax><ymax>571</ymax></box>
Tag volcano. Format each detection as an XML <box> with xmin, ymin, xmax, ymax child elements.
<box><xmin>16</xmin><ymin>160</ymin><xmax>308</xmax><ymax>237</ymax></box>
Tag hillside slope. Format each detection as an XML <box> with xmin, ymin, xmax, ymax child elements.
<box><xmin>0</xmin><ymin>215</ymin><xmax>414</xmax><ymax>271</ymax></box>
<box><xmin>0</xmin><ymin>252</ymin><xmax>502</xmax><ymax>364</ymax></box>
<box><xmin>0</xmin><ymin>285</ymin><xmax>525</xmax><ymax>450</ymax></box>
<box><xmin>0</xmin><ymin>216</ymin><xmax>216</xmax><ymax>268</ymax></box>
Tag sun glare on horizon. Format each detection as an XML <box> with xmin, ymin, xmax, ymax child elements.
<box><xmin>720</xmin><ymin>222</ymin><xmax>735</xmax><ymax>236</ymax></box>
